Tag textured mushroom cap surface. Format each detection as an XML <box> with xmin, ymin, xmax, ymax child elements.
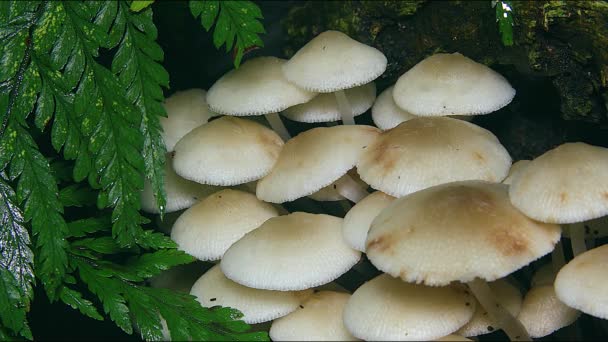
<box><xmin>190</xmin><ymin>265</ymin><xmax>311</xmax><ymax>324</ymax></box>
<box><xmin>170</xmin><ymin>189</ymin><xmax>279</xmax><ymax>261</ymax></box>
<box><xmin>257</xmin><ymin>125</ymin><xmax>380</xmax><ymax>203</ymax></box>
<box><xmin>393</xmin><ymin>52</ymin><xmax>515</xmax><ymax>116</ymax></box>
<box><xmin>343</xmin><ymin>274</ymin><xmax>475</xmax><ymax>341</ymax></box>
<box><xmin>282</xmin><ymin>83</ymin><xmax>376</xmax><ymax>123</ymax></box>
<box><xmin>366</xmin><ymin>181</ymin><xmax>561</xmax><ymax>286</ymax></box>
<box><xmin>161</xmin><ymin>89</ymin><xmax>216</xmax><ymax>151</ymax></box>
<box><xmin>206</xmin><ymin>57</ymin><xmax>316</xmax><ymax>116</ymax></box>
<box><xmin>283</xmin><ymin>30</ymin><xmax>387</xmax><ymax>92</ymax></box>
<box><xmin>456</xmin><ymin>279</ymin><xmax>522</xmax><ymax>337</ymax></box>
<box><xmin>357</xmin><ymin>117</ymin><xmax>511</xmax><ymax>197</ymax></box>
<box><xmin>435</xmin><ymin>335</ymin><xmax>472</xmax><ymax>341</ymax></box>
<box><xmin>270</xmin><ymin>291</ymin><xmax>359</xmax><ymax>341</ymax></box>
<box><xmin>518</xmin><ymin>285</ymin><xmax>580</xmax><ymax>338</ymax></box>
<box><xmin>343</xmin><ymin>191</ymin><xmax>396</xmax><ymax>252</ymax></box>
<box><xmin>554</xmin><ymin>244</ymin><xmax>608</xmax><ymax>319</ymax></box>
<box><xmin>372</xmin><ymin>86</ymin><xmax>418</xmax><ymax>130</ymax></box>
<box><xmin>502</xmin><ymin>160</ymin><xmax>531</xmax><ymax>185</ymax></box>
<box><xmin>308</xmin><ymin>170</ymin><xmax>367</xmax><ymax>202</ymax></box>
<box><xmin>221</xmin><ymin>212</ymin><xmax>361</xmax><ymax>290</ymax></box>
<box><xmin>509</xmin><ymin>142</ymin><xmax>608</xmax><ymax>224</ymax></box>
<box><xmin>141</xmin><ymin>153</ymin><xmax>221</xmax><ymax>214</ymax></box>
<box><xmin>173</xmin><ymin>116</ymin><xmax>283</xmax><ymax>186</ymax></box>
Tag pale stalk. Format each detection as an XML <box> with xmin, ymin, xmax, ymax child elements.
<box><xmin>335</xmin><ymin>174</ymin><xmax>369</xmax><ymax>203</ymax></box>
<box><xmin>265</xmin><ymin>112</ymin><xmax>291</xmax><ymax>141</ymax></box>
<box><xmin>335</xmin><ymin>89</ymin><xmax>355</xmax><ymax>125</ymax></box>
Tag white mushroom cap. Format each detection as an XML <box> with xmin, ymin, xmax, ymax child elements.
<box><xmin>221</xmin><ymin>212</ymin><xmax>361</xmax><ymax>290</ymax></box>
<box><xmin>170</xmin><ymin>189</ymin><xmax>279</xmax><ymax>261</ymax></box>
<box><xmin>206</xmin><ymin>57</ymin><xmax>316</xmax><ymax>116</ymax></box>
<box><xmin>270</xmin><ymin>291</ymin><xmax>359</xmax><ymax>341</ymax></box>
<box><xmin>173</xmin><ymin>116</ymin><xmax>283</xmax><ymax>186</ymax></box>
<box><xmin>282</xmin><ymin>83</ymin><xmax>376</xmax><ymax>123</ymax></box>
<box><xmin>456</xmin><ymin>279</ymin><xmax>522</xmax><ymax>337</ymax></box>
<box><xmin>509</xmin><ymin>142</ymin><xmax>608</xmax><ymax>224</ymax></box>
<box><xmin>256</xmin><ymin>125</ymin><xmax>380</xmax><ymax>203</ymax></box>
<box><xmin>393</xmin><ymin>52</ymin><xmax>515</xmax><ymax>116</ymax></box>
<box><xmin>308</xmin><ymin>170</ymin><xmax>367</xmax><ymax>202</ymax></box>
<box><xmin>190</xmin><ymin>265</ymin><xmax>312</xmax><ymax>324</ymax></box>
<box><xmin>141</xmin><ymin>153</ymin><xmax>221</xmax><ymax>214</ymax></box>
<box><xmin>502</xmin><ymin>160</ymin><xmax>531</xmax><ymax>185</ymax></box>
<box><xmin>366</xmin><ymin>181</ymin><xmax>561</xmax><ymax>286</ymax></box>
<box><xmin>518</xmin><ymin>285</ymin><xmax>580</xmax><ymax>338</ymax></box>
<box><xmin>435</xmin><ymin>335</ymin><xmax>472</xmax><ymax>341</ymax></box>
<box><xmin>371</xmin><ymin>85</ymin><xmax>418</xmax><ymax>130</ymax></box>
<box><xmin>283</xmin><ymin>30</ymin><xmax>387</xmax><ymax>93</ymax></box>
<box><xmin>357</xmin><ymin>117</ymin><xmax>512</xmax><ymax>197</ymax></box>
<box><xmin>343</xmin><ymin>191</ymin><xmax>396</xmax><ymax>252</ymax></box>
<box><xmin>343</xmin><ymin>274</ymin><xmax>476</xmax><ymax>341</ymax></box>
<box><xmin>161</xmin><ymin>89</ymin><xmax>217</xmax><ymax>152</ymax></box>
<box><xmin>555</xmin><ymin>244</ymin><xmax>608</xmax><ymax>319</ymax></box>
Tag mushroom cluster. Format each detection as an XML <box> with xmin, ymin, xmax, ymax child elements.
<box><xmin>142</xmin><ymin>30</ymin><xmax>608</xmax><ymax>341</ymax></box>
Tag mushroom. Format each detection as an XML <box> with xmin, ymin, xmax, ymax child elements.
<box><xmin>365</xmin><ymin>181</ymin><xmax>561</xmax><ymax>341</ymax></box>
<box><xmin>269</xmin><ymin>291</ymin><xmax>359</xmax><ymax>341</ymax></box>
<box><xmin>393</xmin><ymin>52</ymin><xmax>515</xmax><ymax>117</ymax></box>
<box><xmin>509</xmin><ymin>142</ymin><xmax>608</xmax><ymax>256</ymax></box>
<box><xmin>357</xmin><ymin>117</ymin><xmax>512</xmax><ymax>197</ymax></box>
<box><xmin>206</xmin><ymin>56</ymin><xmax>316</xmax><ymax>140</ymax></box>
<box><xmin>190</xmin><ymin>265</ymin><xmax>312</xmax><ymax>324</ymax></box>
<box><xmin>220</xmin><ymin>212</ymin><xmax>361</xmax><ymax>291</ymax></box>
<box><xmin>283</xmin><ymin>30</ymin><xmax>387</xmax><ymax>125</ymax></box>
<box><xmin>256</xmin><ymin>125</ymin><xmax>380</xmax><ymax>203</ymax></box>
<box><xmin>502</xmin><ymin>160</ymin><xmax>531</xmax><ymax>186</ymax></box>
<box><xmin>172</xmin><ymin>116</ymin><xmax>283</xmax><ymax>186</ymax></box>
<box><xmin>170</xmin><ymin>189</ymin><xmax>280</xmax><ymax>261</ymax></box>
<box><xmin>342</xmin><ymin>191</ymin><xmax>396</xmax><ymax>252</ymax></box>
<box><xmin>343</xmin><ymin>274</ymin><xmax>476</xmax><ymax>341</ymax></box>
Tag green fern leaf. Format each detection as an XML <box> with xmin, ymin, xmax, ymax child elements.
<box><xmin>125</xmin><ymin>250</ymin><xmax>195</xmax><ymax>279</ymax></box>
<box><xmin>58</xmin><ymin>285</ymin><xmax>104</xmax><ymax>321</ymax></box>
<box><xmin>66</xmin><ymin>216</ymin><xmax>111</xmax><ymax>238</ymax></box>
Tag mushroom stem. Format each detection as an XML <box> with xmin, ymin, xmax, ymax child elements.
<box><xmin>265</xmin><ymin>112</ymin><xmax>291</xmax><ymax>141</ymax></box>
<box><xmin>551</xmin><ymin>240</ymin><xmax>566</xmax><ymax>273</ymax></box>
<box><xmin>467</xmin><ymin>278</ymin><xmax>531</xmax><ymax>341</ymax></box>
<box><xmin>335</xmin><ymin>175</ymin><xmax>369</xmax><ymax>203</ymax></box>
<box><xmin>335</xmin><ymin>90</ymin><xmax>355</xmax><ymax>125</ymax></box>
<box><xmin>568</xmin><ymin>224</ymin><xmax>587</xmax><ymax>257</ymax></box>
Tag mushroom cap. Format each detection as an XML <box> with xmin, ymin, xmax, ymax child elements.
<box><xmin>554</xmin><ymin>244</ymin><xmax>608</xmax><ymax>319</ymax></box>
<box><xmin>256</xmin><ymin>125</ymin><xmax>380</xmax><ymax>203</ymax></box>
<box><xmin>282</xmin><ymin>30</ymin><xmax>387</xmax><ymax>93</ymax></box>
<box><xmin>366</xmin><ymin>181</ymin><xmax>561</xmax><ymax>286</ymax></box>
<box><xmin>357</xmin><ymin>117</ymin><xmax>512</xmax><ymax>197</ymax></box>
<box><xmin>435</xmin><ymin>335</ymin><xmax>472</xmax><ymax>341</ymax></box>
<box><xmin>206</xmin><ymin>56</ymin><xmax>316</xmax><ymax>116</ymax></box>
<box><xmin>308</xmin><ymin>170</ymin><xmax>367</xmax><ymax>202</ymax></box>
<box><xmin>173</xmin><ymin>116</ymin><xmax>283</xmax><ymax>186</ymax></box>
<box><xmin>161</xmin><ymin>89</ymin><xmax>216</xmax><ymax>152</ymax></box>
<box><xmin>456</xmin><ymin>279</ymin><xmax>522</xmax><ymax>337</ymax></box>
<box><xmin>270</xmin><ymin>291</ymin><xmax>359</xmax><ymax>341</ymax></box>
<box><xmin>170</xmin><ymin>189</ymin><xmax>279</xmax><ymax>261</ymax></box>
<box><xmin>393</xmin><ymin>52</ymin><xmax>515</xmax><ymax>116</ymax></box>
<box><xmin>502</xmin><ymin>160</ymin><xmax>531</xmax><ymax>185</ymax></box>
<box><xmin>190</xmin><ymin>265</ymin><xmax>312</xmax><ymax>324</ymax></box>
<box><xmin>221</xmin><ymin>212</ymin><xmax>361</xmax><ymax>291</ymax></box>
<box><xmin>509</xmin><ymin>142</ymin><xmax>608</xmax><ymax>224</ymax></box>
<box><xmin>343</xmin><ymin>274</ymin><xmax>475</xmax><ymax>341</ymax></box>
<box><xmin>141</xmin><ymin>153</ymin><xmax>221</xmax><ymax>214</ymax></box>
<box><xmin>343</xmin><ymin>191</ymin><xmax>396</xmax><ymax>252</ymax></box>
<box><xmin>282</xmin><ymin>83</ymin><xmax>376</xmax><ymax>123</ymax></box>
<box><xmin>371</xmin><ymin>85</ymin><xmax>418</xmax><ymax>130</ymax></box>
<box><xmin>518</xmin><ymin>285</ymin><xmax>580</xmax><ymax>338</ymax></box>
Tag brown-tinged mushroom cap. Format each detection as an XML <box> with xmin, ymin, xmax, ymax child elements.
<box><xmin>170</xmin><ymin>189</ymin><xmax>279</xmax><ymax>261</ymax></box>
<box><xmin>518</xmin><ymin>285</ymin><xmax>580</xmax><ymax>338</ymax></box>
<box><xmin>509</xmin><ymin>142</ymin><xmax>608</xmax><ymax>224</ymax></box>
<box><xmin>282</xmin><ymin>83</ymin><xmax>376</xmax><ymax>123</ymax></box>
<box><xmin>357</xmin><ymin>117</ymin><xmax>512</xmax><ymax>197</ymax></box>
<box><xmin>221</xmin><ymin>212</ymin><xmax>361</xmax><ymax>290</ymax></box>
<box><xmin>173</xmin><ymin>116</ymin><xmax>283</xmax><ymax>186</ymax></box>
<box><xmin>206</xmin><ymin>57</ymin><xmax>316</xmax><ymax>116</ymax></box>
<box><xmin>282</xmin><ymin>30</ymin><xmax>387</xmax><ymax>93</ymax></box>
<box><xmin>190</xmin><ymin>265</ymin><xmax>312</xmax><ymax>324</ymax></box>
<box><xmin>393</xmin><ymin>52</ymin><xmax>515</xmax><ymax>116</ymax></box>
<box><xmin>435</xmin><ymin>335</ymin><xmax>472</xmax><ymax>341</ymax></box>
<box><xmin>270</xmin><ymin>291</ymin><xmax>359</xmax><ymax>341</ymax></box>
<box><xmin>161</xmin><ymin>89</ymin><xmax>217</xmax><ymax>152</ymax></box>
<box><xmin>456</xmin><ymin>279</ymin><xmax>522</xmax><ymax>337</ymax></box>
<box><xmin>366</xmin><ymin>181</ymin><xmax>561</xmax><ymax>286</ymax></box>
<box><xmin>256</xmin><ymin>125</ymin><xmax>380</xmax><ymax>203</ymax></box>
<box><xmin>343</xmin><ymin>191</ymin><xmax>396</xmax><ymax>252</ymax></box>
<box><xmin>343</xmin><ymin>274</ymin><xmax>475</xmax><ymax>341</ymax></box>
<box><xmin>554</xmin><ymin>244</ymin><xmax>608</xmax><ymax>319</ymax></box>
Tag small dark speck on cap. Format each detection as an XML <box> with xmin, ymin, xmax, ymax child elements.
<box><xmin>210</xmin><ymin>298</ymin><xmax>217</xmax><ymax>302</ymax></box>
<box><xmin>362</xmin><ymin>146</ymin><xmax>367</xmax><ymax>149</ymax></box>
<box><xmin>218</xmin><ymin>195</ymin><xmax>222</xmax><ymax>198</ymax></box>
<box><xmin>193</xmin><ymin>197</ymin><xmax>198</xmax><ymax>200</ymax></box>
<box><xmin>322</xmin><ymin>45</ymin><xmax>326</xmax><ymax>50</ymax></box>
<box><xmin>333</xmin><ymin>184</ymin><xmax>337</xmax><ymax>189</ymax></box>
<box><xmin>465</xmin><ymin>302</ymin><xmax>470</xmax><ymax>306</ymax></box>
<box><xmin>487</xmin><ymin>326</ymin><xmax>494</xmax><ymax>332</ymax></box>
<box><xmin>299</xmin><ymin>305</ymin><xmax>304</xmax><ymax>309</ymax></box>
